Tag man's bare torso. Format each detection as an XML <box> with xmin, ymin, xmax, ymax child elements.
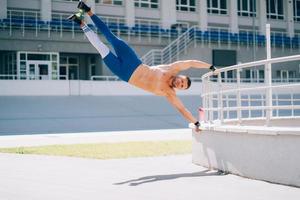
<box><xmin>128</xmin><ymin>64</ymin><xmax>175</xmax><ymax>96</ymax></box>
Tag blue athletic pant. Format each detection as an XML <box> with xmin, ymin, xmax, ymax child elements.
<box><xmin>90</xmin><ymin>14</ymin><xmax>142</xmax><ymax>82</ymax></box>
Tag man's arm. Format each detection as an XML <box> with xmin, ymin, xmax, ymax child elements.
<box><xmin>169</xmin><ymin>60</ymin><xmax>212</xmax><ymax>73</ymax></box>
<box><xmin>166</xmin><ymin>93</ymin><xmax>197</xmax><ymax>124</ymax></box>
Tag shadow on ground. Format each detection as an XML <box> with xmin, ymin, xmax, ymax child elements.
<box><xmin>114</xmin><ymin>169</ymin><xmax>227</xmax><ymax>186</ymax></box>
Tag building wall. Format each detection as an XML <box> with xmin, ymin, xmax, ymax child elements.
<box><xmin>1</xmin><ymin>0</ymin><xmax>299</xmax><ymax>80</ymax></box>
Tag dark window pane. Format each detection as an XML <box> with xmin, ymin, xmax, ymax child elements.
<box><xmin>207</xmin><ymin>0</ymin><xmax>210</xmax><ymax>7</ymax></box>
<box><xmin>141</xmin><ymin>3</ymin><xmax>149</xmax><ymax>7</ymax></box>
<box><xmin>270</xmin><ymin>0</ymin><xmax>276</xmax><ymax>13</ymax></box>
<box><xmin>181</xmin><ymin>6</ymin><xmax>188</xmax><ymax>11</ymax></box>
<box><xmin>212</xmin><ymin>0</ymin><xmax>218</xmax><ymax>8</ymax></box>
<box><xmin>242</xmin><ymin>0</ymin><xmax>247</xmax><ymax>10</ymax></box>
<box><xmin>190</xmin><ymin>0</ymin><xmax>195</xmax><ymax>6</ymax></box>
<box><xmin>278</xmin><ymin>0</ymin><xmax>283</xmax><ymax>14</ymax></box>
<box><xmin>20</xmin><ymin>53</ymin><xmax>26</xmax><ymax>60</ymax></box>
<box><xmin>220</xmin><ymin>0</ymin><xmax>227</xmax><ymax>9</ymax></box>
<box><xmin>27</xmin><ymin>54</ymin><xmax>50</xmax><ymax>61</ymax></box>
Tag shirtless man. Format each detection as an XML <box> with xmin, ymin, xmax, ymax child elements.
<box><xmin>68</xmin><ymin>1</ymin><xmax>217</xmax><ymax>131</ymax></box>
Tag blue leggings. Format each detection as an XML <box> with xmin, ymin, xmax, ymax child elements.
<box><xmin>90</xmin><ymin>15</ymin><xmax>142</xmax><ymax>82</ymax></box>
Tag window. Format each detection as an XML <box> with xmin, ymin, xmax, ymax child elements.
<box><xmin>60</xmin><ymin>56</ymin><xmax>79</xmax><ymax>80</ymax></box>
<box><xmin>207</xmin><ymin>0</ymin><xmax>227</xmax><ymax>15</ymax></box>
<box><xmin>237</xmin><ymin>0</ymin><xmax>256</xmax><ymax>17</ymax></box>
<box><xmin>89</xmin><ymin>56</ymin><xmax>97</xmax><ymax>77</ymax></box>
<box><xmin>176</xmin><ymin>0</ymin><xmax>196</xmax><ymax>12</ymax></box>
<box><xmin>134</xmin><ymin>0</ymin><xmax>159</xmax><ymax>9</ymax></box>
<box><xmin>267</xmin><ymin>0</ymin><xmax>284</xmax><ymax>20</ymax></box>
<box><xmin>294</xmin><ymin>0</ymin><xmax>300</xmax><ymax>22</ymax></box>
<box><xmin>245</xmin><ymin>69</ymin><xmax>264</xmax><ymax>83</ymax></box>
<box><xmin>95</xmin><ymin>0</ymin><xmax>123</xmax><ymax>6</ymax></box>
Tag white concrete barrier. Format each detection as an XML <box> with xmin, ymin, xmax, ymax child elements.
<box><xmin>0</xmin><ymin>80</ymin><xmax>202</xmax><ymax>96</ymax></box>
<box><xmin>192</xmin><ymin>119</ymin><xmax>300</xmax><ymax>187</ymax></box>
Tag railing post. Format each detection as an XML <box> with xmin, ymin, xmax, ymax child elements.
<box><xmin>202</xmin><ymin>77</ymin><xmax>207</xmax><ymax>122</ymax></box>
<box><xmin>237</xmin><ymin>68</ymin><xmax>242</xmax><ymax>124</ymax></box>
<box><xmin>217</xmin><ymin>73</ymin><xmax>224</xmax><ymax>124</ymax></box>
<box><xmin>265</xmin><ymin>24</ymin><xmax>273</xmax><ymax>126</ymax></box>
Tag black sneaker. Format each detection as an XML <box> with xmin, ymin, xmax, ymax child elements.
<box><xmin>77</xmin><ymin>0</ymin><xmax>91</xmax><ymax>12</ymax></box>
<box><xmin>67</xmin><ymin>13</ymin><xmax>83</xmax><ymax>25</ymax></box>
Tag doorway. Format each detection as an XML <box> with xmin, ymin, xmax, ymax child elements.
<box><xmin>27</xmin><ymin>61</ymin><xmax>51</xmax><ymax>80</ymax></box>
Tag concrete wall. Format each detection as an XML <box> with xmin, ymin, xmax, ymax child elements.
<box><xmin>192</xmin><ymin>122</ymin><xmax>300</xmax><ymax>187</ymax></box>
<box><xmin>0</xmin><ymin>80</ymin><xmax>202</xmax><ymax>96</ymax></box>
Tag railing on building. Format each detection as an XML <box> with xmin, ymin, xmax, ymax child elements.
<box><xmin>0</xmin><ymin>74</ymin><xmax>68</xmax><ymax>80</ymax></box>
<box><xmin>1</xmin><ymin>9</ymin><xmax>300</xmax><ymax>52</ymax></box>
<box><xmin>90</xmin><ymin>75</ymin><xmax>120</xmax><ymax>81</ymax></box>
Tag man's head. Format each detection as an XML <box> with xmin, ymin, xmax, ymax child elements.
<box><xmin>171</xmin><ymin>75</ymin><xmax>191</xmax><ymax>90</ymax></box>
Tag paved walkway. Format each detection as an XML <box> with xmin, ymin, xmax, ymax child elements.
<box><xmin>0</xmin><ymin>153</ymin><xmax>299</xmax><ymax>200</ymax></box>
<box><xmin>0</xmin><ymin>128</ymin><xmax>299</xmax><ymax>199</ymax></box>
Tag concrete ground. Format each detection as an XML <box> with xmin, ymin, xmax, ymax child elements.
<box><xmin>0</xmin><ymin>130</ymin><xmax>299</xmax><ymax>200</ymax></box>
<box><xmin>0</xmin><ymin>153</ymin><xmax>299</xmax><ymax>200</ymax></box>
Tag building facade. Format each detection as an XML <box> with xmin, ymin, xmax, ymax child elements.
<box><xmin>0</xmin><ymin>0</ymin><xmax>299</xmax><ymax>82</ymax></box>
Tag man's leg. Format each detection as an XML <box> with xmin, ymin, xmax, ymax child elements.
<box><xmin>87</xmin><ymin>11</ymin><xmax>120</xmax><ymax>46</ymax></box>
<box><xmin>80</xmin><ymin>23</ymin><xmax>110</xmax><ymax>58</ymax></box>
<box><xmin>80</xmin><ymin>22</ymin><xmax>125</xmax><ymax>80</ymax></box>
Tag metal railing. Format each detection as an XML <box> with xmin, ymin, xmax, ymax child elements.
<box><xmin>0</xmin><ymin>74</ymin><xmax>68</xmax><ymax>80</ymax></box>
<box><xmin>201</xmin><ymin>55</ymin><xmax>300</xmax><ymax>125</ymax></box>
<box><xmin>141</xmin><ymin>26</ymin><xmax>197</xmax><ymax>66</ymax></box>
<box><xmin>90</xmin><ymin>76</ymin><xmax>121</xmax><ymax>81</ymax></box>
<box><xmin>201</xmin><ymin>24</ymin><xmax>300</xmax><ymax>126</ymax></box>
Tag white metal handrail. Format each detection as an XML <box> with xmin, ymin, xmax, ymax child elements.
<box><xmin>201</xmin><ymin>55</ymin><xmax>300</xmax><ymax>125</ymax></box>
<box><xmin>203</xmin><ymin>54</ymin><xmax>300</xmax><ymax>79</ymax></box>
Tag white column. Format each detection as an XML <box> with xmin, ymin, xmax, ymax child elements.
<box><xmin>259</xmin><ymin>0</ymin><xmax>267</xmax><ymax>35</ymax></box>
<box><xmin>286</xmin><ymin>0</ymin><xmax>294</xmax><ymax>38</ymax></box>
<box><xmin>265</xmin><ymin>24</ymin><xmax>272</xmax><ymax>125</ymax></box>
<box><xmin>125</xmin><ymin>0</ymin><xmax>135</xmax><ymax>27</ymax></box>
<box><xmin>0</xmin><ymin>0</ymin><xmax>7</xmax><ymax>19</ymax></box>
<box><xmin>198</xmin><ymin>0</ymin><xmax>208</xmax><ymax>31</ymax></box>
<box><xmin>229</xmin><ymin>0</ymin><xmax>238</xmax><ymax>33</ymax></box>
<box><xmin>161</xmin><ymin>0</ymin><xmax>176</xmax><ymax>29</ymax></box>
<box><xmin>41</xmin><ymin>0</ymin><xmax>52</xmax><ymax>21</ymax></box>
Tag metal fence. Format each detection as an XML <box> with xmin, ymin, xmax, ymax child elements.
<box><xmin>201</xmin><ymin>54</ymin><xmax>300</xmax><ymax>125</ymax></box>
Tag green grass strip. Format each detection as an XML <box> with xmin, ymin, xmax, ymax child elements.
<box><xmin>0</xmin><ymin>140</ymin><xmax>192</xmax><ymax>160</ymax></box>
